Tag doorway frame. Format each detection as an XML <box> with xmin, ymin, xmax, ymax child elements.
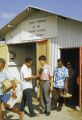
<box><xmin>60</xmin><ymin>47</ymin><xmax>82</xmax><ymax>109</ymax></box>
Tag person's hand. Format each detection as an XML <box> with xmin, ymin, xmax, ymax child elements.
<box><xmin>12</xmin><ymin>91</ymin><xmax>17</xmax><ymax>99</ymax></box>
<box><xmin>2</xmin><ymin>85</ymin><xmax>7</xmax><ymax>93</ymax></box>
<box><xmin>50</xmin><ymin>86</ymin><xmax>53</xmax><ymax>92</ymax></box>
<box><xmin>65</xmin><ymin>86</ymin><xmax>68</xmax><ymax>93</ymax></box>
<box><xmin>38</xmin><ymin>68</ymin><xmax>43</xmax><ymax>75</ymax></box>
<box><xmin>65</xmin><ymin>80</ymin><xmax>68</xmax><ymax>93</ymax></box>
<box><xmin>32</xmin><ymin>75</ymin><xmax>40</xmax><ymax>80</ymax></box>
<box><xmin>35</xmin><ymin>75</ymin><xmax>40</xmax><ymax>80</ymax></box>
<box><xmin>32</xmin><ymin>75</ymin><xmax>37</xmax><ymax>79</ymax></box>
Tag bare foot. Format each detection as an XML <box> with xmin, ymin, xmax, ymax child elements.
<box><xmin>19</xmin><ymin>111</ymin><xmax>24</xmax><ymax>120</ymax></box>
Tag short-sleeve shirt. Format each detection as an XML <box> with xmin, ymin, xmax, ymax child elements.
<box><xmin>40</xmin><ymin>64</ymin><xmax>52</xmax><ymax>81</ymax></box>
<box><xmin>53</xmin><ymin>66</ymin><xmax>69</xmax><ymax>88</ymax></box>
<box><xmin>0</xmin><ymin>69</ymin><xmax>13</xmax><ymax>95</ymax></box>
<box><xmin>20</xmin><ymin>64</ymin><xmax>32</xmax><ymax>90</ymax></box>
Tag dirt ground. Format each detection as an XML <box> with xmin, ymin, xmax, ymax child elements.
<box><xmin>68</xmin><ymin>108</ymin><xmax>82</xmax><ymax>120</ymax></box>
<box><xmin>4</xmin><ymin>97</ymin><xmax>82</xmax><ymax>120</ymax></box>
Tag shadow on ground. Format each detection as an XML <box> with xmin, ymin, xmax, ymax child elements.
<box><xmin>4</xmin><ymin>97</ymin><xmax>41</xmax><ymax>120</ymax></box>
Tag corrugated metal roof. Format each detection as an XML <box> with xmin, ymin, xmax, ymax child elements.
<box><xmin>0</xmin><ymin>6</ymin><xmax>81</xmax><ymax>37</ymax></box>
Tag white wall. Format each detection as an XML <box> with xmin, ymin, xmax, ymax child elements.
<box><xmin>6</xmin><ymin>11</ymin><xmax>57</xmax><ymax>44</ymax></box>
<box><xmin>21</xmin><ymin>15</ymin><xmax>57</xmax><ymax>41</ymax></box>
<box><xmin>6</xmin><ymin>25</ymin><xmax>21</xmax><ymax>44</ymax></box>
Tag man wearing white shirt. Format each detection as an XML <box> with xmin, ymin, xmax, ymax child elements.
<box><xmin>20</xmin><ymin>57</ymin><xmax>37</xmax><ymax>117</ymax></box>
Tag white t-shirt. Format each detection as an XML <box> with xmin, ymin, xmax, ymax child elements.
<box><xmin>20</xmin><ymin>64</ymin><xmax>33</xmax><ymax>90</ymax></box>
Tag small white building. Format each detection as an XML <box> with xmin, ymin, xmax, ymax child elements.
<box><xmin>0</xmin><ymin>6</ymin><xmax>82</xmax><ymax>109</ymax></box>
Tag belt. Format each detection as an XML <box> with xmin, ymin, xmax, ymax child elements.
<box><xmin>40</xmin><ymin>80</ymin><xmax>49</xmax><ymax>82</ymax></box>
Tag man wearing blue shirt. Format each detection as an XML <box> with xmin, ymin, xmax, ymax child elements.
<box><xmin>52</xmin><ymin>59</ymin><xmax>69</xmax><ymax>111</ymax></box>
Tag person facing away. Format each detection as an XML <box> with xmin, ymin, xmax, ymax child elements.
<box><xmin>67</xmin><ymin>61</ymin><xmax>74</xmax><ymax>94</ymax></box>
<box><xmin>0</xmin><ymin>58</ymin><xmax>23</xmax><ymax>120</ymax></box>
<box><xmin>52</xmin><ymin>59</ymin><xmax>69</xmax><ymax>111</ymax></box>
<box><xmin>20</xmin><ymin>57</ymin><xmax>37</xmax><ymax>117</ymax></box>
<box><xmin>38</xmin><ymin>55</ymin><xmax>53</xmax><ymax>116</ymax></box>
<box><xmin>67</xmin><ymin>61</ymin><xmax>79</xmax><ymax>108</ymax></box>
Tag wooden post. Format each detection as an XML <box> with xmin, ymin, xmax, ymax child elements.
<box><xmin>36</xmin><ymin>40</ymin><xmax>48</xmax><ymax>99</ymax></box>
<box><xmin>0</xmin><ymin>45</ymin><xmax>8</xmax><ymax>67</ymax></box>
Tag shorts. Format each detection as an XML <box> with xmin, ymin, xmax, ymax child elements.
<box><xmin>0</xmin><ymin>93</ymin><xmax>11</xmax><ymax>103</ymax></box>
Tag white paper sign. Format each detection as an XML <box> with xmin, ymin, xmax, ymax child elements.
<box><xmin>21</xmin><ymin>16</ymin><xmax>57</xmax><ymax>41</ymax></box>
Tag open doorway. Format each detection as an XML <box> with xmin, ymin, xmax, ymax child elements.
<box><xmin>8</xmin><ymin>42</ymin><xmax>36</xmax><ymax>86</ymax></box>
<box><xmin>61</xmin><ymin>48</ymin><xmax>79</xmax><ymax>108</ymax></box>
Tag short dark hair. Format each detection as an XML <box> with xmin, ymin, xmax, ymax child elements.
<box><xmin>57</xmin><ymin>58</ymin><xmax>63</xmax><ymax>63</ymax></box>
<box><xmin>0</xmin><ymin>58</ymin><xmax>6</xmax><ymax>65</ymax></box>
<box><xmin>39</xmin><ymin>55</ymin><xmax>46</xmax><ymax>61</ymax></box>
<box><xmin>25</xmin><ymin>57</ymin><xmax>32</xmax><ymax>63</ymax></box>
<box><xmin>67</xmin><ymin>61</ymin><xmax>71</xmax><ymax>65</ymax></box>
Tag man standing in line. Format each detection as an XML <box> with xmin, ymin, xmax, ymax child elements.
<box><xmin>0</xmin><ymin>58</ymin><xmax>24</xmax><ymax>120</ymax></box>
<box><xmin>38</xmin><ymin>55</ymin><xmax>53</xmax><ymax>116</ymax></box>
<box><xmin>20</xmin><ymin>57</ymin><xmax>37</xmax><ymax>117</ymax></box>
<box><xmin>52</xmin><ymin>59</ymin><xmax>69</xmax><ymax>111</ymax></box>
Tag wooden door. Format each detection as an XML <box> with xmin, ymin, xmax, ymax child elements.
<box><xmin>36</xmin><ymin>40</ymin><xmax>48</xmax><ymax>99</ymax></box>
<box><xmin>79</xmin><ymin>47</ymin><xmax>82</xmax><ymax>109</ymax></box>
<box><xmin>0</xmin><ymin>45</ymin><xmax>8</xmax><ymax>66</ymax></box>
<box><xmin>36</xmin><ymin>40</ymin><xmax>48</xmax><ymax>70</ymax></box>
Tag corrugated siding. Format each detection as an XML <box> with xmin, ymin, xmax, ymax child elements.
<box><xmin>50</xmin><ymin>17</ymin><xmax>82</xmax><ymax>73</ymax></box>
<box><xmin>57</xmin><ymin>17</ymin><xmax>82</xmax><ymax>48</ymax></box>
<box><xmin>49</xmin><ymin>38</ymin><xmax>61</xmax><ymax>71</ymax></box>
<box><xmin>0</xmin><ymin>45</ymin><xmax>8</xmax><ymax>66</ymax></box>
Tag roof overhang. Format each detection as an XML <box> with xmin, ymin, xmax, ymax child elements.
<box><xmin>0</xmin><ymin>6</ymin><xmax>81</xmax><ymax>38</ymax></box>
<box><xmin>0</xmin><ymin>7</ymin><xmax>41</xmax><ymax>37</ymax></box>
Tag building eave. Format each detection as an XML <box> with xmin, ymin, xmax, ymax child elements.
<box><xmin>0</xmin><ymin>6</ymin><xmax>81</xmax><ymax>38</ymax></box>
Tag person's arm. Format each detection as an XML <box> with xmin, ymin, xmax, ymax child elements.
<box><xmin>21</xmin><ymin>66</ymin><xmax>38</xmax><ymax>81</ymax></box>
<box><xmin>64</xmin><ymin>68</ymin><xmax>69</xmax><ymax>93</ymax></box>
<box><xmin>25</xmin><ymin>75</ymin><xmax>37</xmax><ymax>81</ymax></box>
<box><xmin>64</xmin><ymin>77</ymin><xmax>68</xmax><ymax>93</ymax></box>
<box><xmin>49</xmin><ymin>66</ymin><xmax>53</xmax><ymax>92</ymax></box>
<box><xmin>11</xmin><ymin>80</ymin><xmax>17</xmax><ymax>99</ymax></box>
<box><xmin>5</xmin><ymin>70</ymin><xmax>17</xmax><ymax>99</ymax></box>
<box><xmin>50</xmin><ymin>76</ymin><xmax>53</xmax><ymax>92</ymax></box>
<box><xmin>69</xmin><ymin>69</ymin><xmax>74</xmax><ymax>80</ymax></box>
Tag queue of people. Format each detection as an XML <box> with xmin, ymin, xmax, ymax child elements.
<box><xmin>0</xmin><ymin>56</ymin><xmax>77</xmax><ymax>120</ymax></box>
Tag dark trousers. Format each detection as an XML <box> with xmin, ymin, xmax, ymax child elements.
<box><xmin>51</xmin><ymin>87</ymin><xmax>64</xmax><ymax>108</ymax></box>
<box><xmin>20</xmin><ymin>88</ymin><xmax>34</xmax><ymax>114</ymax></box>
